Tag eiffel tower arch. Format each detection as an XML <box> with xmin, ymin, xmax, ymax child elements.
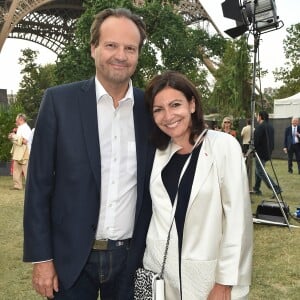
<box><xmin>0</xmin><ymin>0</ymin><xmax>85</xmax><ymax>54</ymax></box>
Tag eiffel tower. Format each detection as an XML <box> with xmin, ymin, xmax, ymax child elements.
<box><xmin>0</xmin><ymin>0</ymin><xmax>85</xmax><ymax>54</ymax></box>
<box><xmin>0</xmin><ymin>0</ymin><xmax>221</xmax><ymax>56</ymax></box>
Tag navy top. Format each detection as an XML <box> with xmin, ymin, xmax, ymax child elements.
<box><xmin>161</xmin><ymin>144</ymin><xmax>201</xmax><ymax>252</ymax></box>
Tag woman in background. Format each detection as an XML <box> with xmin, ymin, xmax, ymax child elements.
<box><xmin>142</xmin><ymin>71</ymin><xmax>253</xmax><ymax>300</ymax></box>
<box><xmin>221</xmin><ymin>116</ymin><xmax>237</xmax><ymax>137</ymax></box>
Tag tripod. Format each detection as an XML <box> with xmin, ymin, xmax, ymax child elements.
<box><xmin>245</xmin><ymin>31</ymin><xmax>291</xmax><ymax>230</ymax></box>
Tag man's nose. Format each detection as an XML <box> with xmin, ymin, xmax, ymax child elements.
<box><xmin>114</xmin><ymin>47</ymin><xmax>127</xmax><ymax>60</ymax></box>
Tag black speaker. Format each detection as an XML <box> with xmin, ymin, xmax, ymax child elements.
<box><xmin>256</xmin><ymin>200</ymin><xmax>290</xmax><ymax>224</ymax></box>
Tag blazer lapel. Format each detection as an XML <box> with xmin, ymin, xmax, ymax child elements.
<box><xmin>77</xmin><ymin>78</ymin><xmax>101</xmax><ymax>191</ymax></box>
<box><xmin>187</xmin><ymin>137</ymin><xmax>214</xmax><ymax>213</ymax></box>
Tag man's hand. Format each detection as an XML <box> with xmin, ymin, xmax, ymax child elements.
<box><xmin>283</xmin><ymin>147</ymin><xmax>287</xmax><ymax>154</ymax></box>
<box><xmin>32</xmin><ymin>261</ymin><xmax>59</xmax><ymax>299</ymax></box>
<box><xmin>207</xmin><ymin>283</ymin><xmax>232</xmax><ymax>300</ymax></box>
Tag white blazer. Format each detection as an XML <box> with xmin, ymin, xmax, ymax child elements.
<box><xmin>143</xmin><ymin>130</ymin><xmax>253</xmax><ymax>300</ymax></box>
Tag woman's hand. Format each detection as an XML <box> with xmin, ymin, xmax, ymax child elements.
<box><xmin>207</xmin><ymin>283</ymin><xmax>232</xmax><ymax>300</ymax></box>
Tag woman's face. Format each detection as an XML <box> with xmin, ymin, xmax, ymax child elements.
<box><xmin>223</xmin><ymin>120</ymin><xmax>231</xmax><ymax>129</ymax></box>
<box><xmin>152</xmin><ymin>87</ymin><xmax>195</xmax><ymax>144</ymax></box>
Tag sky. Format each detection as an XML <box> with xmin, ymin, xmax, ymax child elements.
<box><xmin>0</xmin><ymin>0</ymin><xmax>299</xmax><ymax>94</ymax></box>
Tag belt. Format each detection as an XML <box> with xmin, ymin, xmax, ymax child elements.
<box><xmin>92</xmin><ymin>239</ymin><xmax>131</xmax><ymax>250</ymax></box>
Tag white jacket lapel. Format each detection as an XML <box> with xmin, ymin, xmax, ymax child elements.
<box><xmin>187</xmin><ymin>136</ymin><xmax>214</xmax><ymax>212</ymax></box>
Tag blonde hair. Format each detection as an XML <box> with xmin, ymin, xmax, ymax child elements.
<box><xmin>222</xmin><ymin>116</ymin><xmax>232</xmax><ymax>129</ymax></box>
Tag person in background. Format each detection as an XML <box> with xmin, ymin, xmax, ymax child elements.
<box><xmin>241</xmin><ymin>118</ymin><xmax>252</xmax><ymax>155</ymax></box>
<box><xmin>221</xmin><ymin>116</ymin><xmax>237</xmax><ymax>137</ymax></box>
<box><xmin>140</xmin><ymin>71</ymin><xmax>253</xmax><ymax>300</ymax></box>
<box><xmin>8</xmin><ymin>113</ymin><xmax>32</xmax><ymax>190</ymax></box>
<box><xmin>253</xmin><ymin>111</ymin><xmax>281</xmax><ymax>196</ymax></box>
<box><xmin>283</xmin><ymin>116</ymin><xmax>300</xmax><ymax>174</ymax></box>
<box><xmin>212</xmin><ymin>123</ymin><xmax>221</xmax><ymax>131</ymax></box>
<box><xmin>23</xmin><ymin>8</ymin><xmax>152</xmax><ymax>300</ymax></box>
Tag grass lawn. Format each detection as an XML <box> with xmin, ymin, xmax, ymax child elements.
<box><xmin>0</xmin><ymin>159</ymin><xmax>299</xmax><ymax>299</ymax></box>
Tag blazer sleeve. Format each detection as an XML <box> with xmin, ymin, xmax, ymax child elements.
<box><xmin>214</xmin><ymin>134</ymin><xmax>253</xmax><ymax>286</ymax></box>
<box><xmin>23</xmin><ymin>88</ymin><xmax>58</xmax><ymax>262</ymax></box>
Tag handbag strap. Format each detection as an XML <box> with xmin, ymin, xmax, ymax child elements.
<box><xmin>159</xmin><ymin>129</ymin><xmax>207</xmax><ymax>278</ymax></box>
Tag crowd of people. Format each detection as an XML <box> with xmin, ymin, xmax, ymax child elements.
<box><xmin>3</xmin><ymin>6</ymin><xmax>296</xmax><ymax>300</ymax></box>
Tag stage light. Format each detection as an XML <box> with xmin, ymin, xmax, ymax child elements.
<box><xmin>221</xmin><ymin>0</ymin><xmax>282</xmax><ymax>38</ymax></box>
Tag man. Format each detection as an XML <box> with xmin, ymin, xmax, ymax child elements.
<box><xmin>253</xmin><ymin>111</ymin><xmax>281</xmax><ymax>196</ymax></box>
<box><xmin>283</xmin><ymin>116</ymin><xmax>300</xmax><ymax>174</ymax></box>
<box><xmin>8</xmin><ymin>113</ymin><xmax>32</xmax><ymax>190</ymax></box>
<box><xmin>23</xmin><ymin>8</ymin><xmax>152</xmax><ymax>300</ymax></box>
<box><xmin>241</xmin><ymin>118</ymin><xmax>252</xmax><ymax>155</ymax></box>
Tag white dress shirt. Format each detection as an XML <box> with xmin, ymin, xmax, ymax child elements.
<box><xmin>95</xmin><ymin>78</ymin><xmax>137</xmax><ymax>240</ymax></box>
<box><xmin>17</xmin><ymin>122</ymin><xmax>32</xmax><ymax>152</ymax></box>
<box><xmin>292</xmin><ymin>126</ymin><xmax>299</xmax><ymax>143</ymax></box>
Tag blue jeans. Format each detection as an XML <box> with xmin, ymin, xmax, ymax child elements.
<box><xmin>52</xmin><ymin>245</ymin><xmax>130</xmax><ymax>300</ymax></box>
<box><xmin>254</xmin><ymin>158</ymin><xmax>280</xmax><ymax>192</ymax></box>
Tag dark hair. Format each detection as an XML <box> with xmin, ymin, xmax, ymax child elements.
<box><xmin>145</xmin><ymin>71</ymin><xmax>205</xmax><ymax>150</ymax></box>
<box><xmin>259</xmin><ymin>111</ymin><xmax>269</xmax><ymax>121</ymax></box>
<box><xmin>90</xmin><ymin>8</ymin><xmax>146</xmax><ymax>52</ymax></box>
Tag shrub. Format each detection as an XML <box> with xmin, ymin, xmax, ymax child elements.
<box><xmin>0</xmin><ymin>103</ymin><xmax>25</xmax><ymax>162</ymax></box>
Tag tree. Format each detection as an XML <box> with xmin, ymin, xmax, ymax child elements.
<box><xmin>0</xmin><ymin>102</ymin><xmax>24</xmax><ymax>162</ymax></box>
<box><xmin>16</xmin><ymin>49</ymin><xmax>58</xmax><ymax>122</ymax></box>
<box><xmin>55</xmin><ymin>0</ymin><xmax>226</xmax><ymax>100</ymax></box>
<box><xmin>273</xmin><ymin>23</ymin><xmax>300</xmax><ymax>98</ymax></box>
<box><xmin>208</xmin><ymin>36</ymin><xmax>252</xmax><ymax>119</ymax></box>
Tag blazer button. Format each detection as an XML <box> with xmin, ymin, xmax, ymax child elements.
<box><xmin>91</xmin><ymin>224</ymin><xmax>96</xmax><ymax>232</ymax></box>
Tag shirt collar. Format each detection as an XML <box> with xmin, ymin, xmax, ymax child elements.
<box><xmin>95</xmin><ymin>77</ymin><xmax>134</xmax><ymax>105</ymax></box>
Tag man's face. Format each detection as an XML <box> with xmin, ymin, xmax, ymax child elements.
<box><xmin>91</xmin><ymin>16</ymin><xmax>140</xmax><ymax>87</ymax></box>
<box><xmin>291</xmin><ymin>118</ymin><xmax>299</xmax><ymax>126</ymax></box>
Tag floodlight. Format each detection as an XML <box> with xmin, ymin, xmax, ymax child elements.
<box><xmin>221</xmin><ymin>0</ymin><xmax>282</xmax><ymax>38</ymax></box>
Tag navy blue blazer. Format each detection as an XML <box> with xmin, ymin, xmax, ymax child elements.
<box><xmin>23</xmin><ymin>78</ymin><xmax>153</xmax><ymax>290</ymax></box>
<box><xmin>284</xmin><ymin>125</ymin><xmax>300</xmax><ymax>150</ymax></box>
<box><xmin>254</xmin><ymin>121</ymin><xmax>274</xmax><ymax>161</ymax></box>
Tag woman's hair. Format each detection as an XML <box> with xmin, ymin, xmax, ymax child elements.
<box><xmin>145</xmin><ymin>71</ymin><xmax>205</xmax><ymax>150</ymax></box>
<box><xmin>221</xmin><ymin>116</ymin><xmax>232</xmax><ymax>129</ymax></box>
<box><xmin>90</xmin><ymin>8</ymin><xmax>146</xmax><ymax>52</ymax></box>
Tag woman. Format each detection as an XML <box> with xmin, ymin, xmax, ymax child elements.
<box><xmin>221</xmin><ymin>116</ymin><xmax>237</xmax><ymax>137</ymax></box>
<box><xmin>143</xmin><ymin>71</ymin><xmax>253</xmax><ymax>300</ymax></box>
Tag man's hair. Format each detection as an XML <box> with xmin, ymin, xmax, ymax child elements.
<box><xmin>259</xmin><ymin>111</ymin><xmax>269</xmax><ymax>121</ymax></box>
<box><xmin>17</xmin><ymin>113</ymin><xmax>27</xmax><ymax>122</ymax></box>
<box><xmin>90</xmin><ymin>8</ymin><xmax>146</xmax><ymax>52</ymax></box>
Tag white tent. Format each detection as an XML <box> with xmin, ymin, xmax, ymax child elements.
<box><xmin>273</xmin><ymin>92</ymin><xmax>300</xmax><ymax>118</ymax></box>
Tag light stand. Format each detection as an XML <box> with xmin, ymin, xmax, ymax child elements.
<box><xmin>221</xmin><ymin>0</ymin><xmax>289</xmax><ymax>228</ymax></box>
<box><xmin>245</xmin><ymin>30</ymin><xmax>291</xmax><ymax>230</ymax></box>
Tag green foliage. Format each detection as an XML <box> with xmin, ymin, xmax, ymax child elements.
<box><xmin>0</xmin><ymin>102</ymin><xmax>24</xmax><ymax>162</ymax></box>
<box><xmin>55</xmin><ymin>0</ymin><xmax>225</xmax><ymax>100</ymax></box>
<box><xmin>208</xmin><ymin>36</ymin><xmax>252</xmax><ymax>119</ymax></box>
<box><xmin>274</xmin><ymin>23</ymin><xmax>300</xmax><ymax>98</ymax></box>
<box><xmin>16</xmin><ymin>48</ymin><xmax>58</xmax><ymax>122</ymax></box>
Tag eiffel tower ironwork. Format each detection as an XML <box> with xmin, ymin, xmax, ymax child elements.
<box><xmin>0</xmin><ymin>0</ymin><xmax>85</xmax><ymax>54</ymax></box>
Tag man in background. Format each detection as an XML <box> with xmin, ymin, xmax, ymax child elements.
<box><xmin>241</xmin><ymin>118</ymin><xmax>252</xmax><ymax>155</ymax></box>
<box><xmin>8</xmin><ymin>113</ymin><xmax>32</xmax><ymax>190</ymax></box>
<box><xmin>253</xmin><ymin>111</ymin><xmax>281</xmax><ymax>196</ymax></box>
<box><xmin>283</xmin><ymin>116</ymin><xmax>300</xmax><ymax>174</ymax></box>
